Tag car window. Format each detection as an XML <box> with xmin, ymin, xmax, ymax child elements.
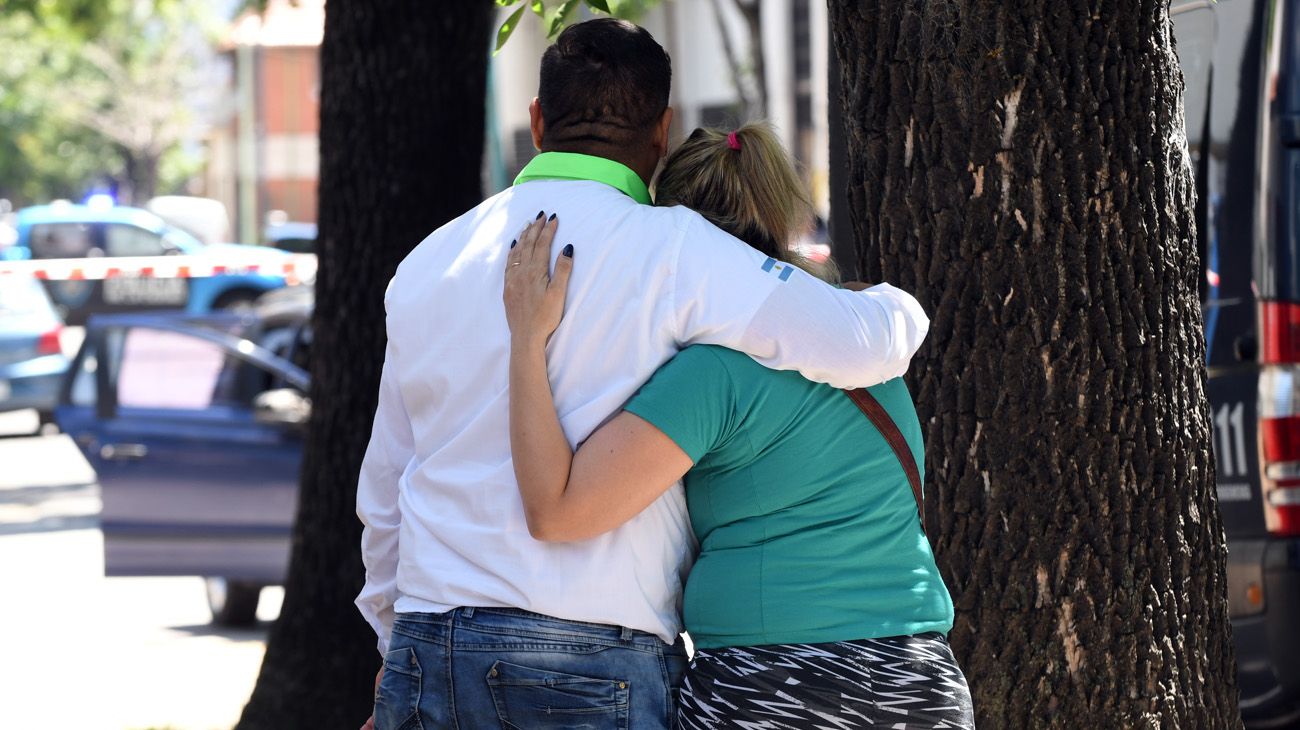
<box><xmin>114</xmin><ymin>327</ymin><xmax>281</xmax><ymax>411</ymax></box>
<box><xmin>259</xmin><ymin>326</ymin><xmax>297</xmax><ymax>360</ymax></box>
<box><xmin>104</xmin><ymin>224</ymin><xmax>167</xmax><ymax>257</ymax></box>
<box><xmin>68</xmin><ymin>341</ymin><xmax>97</xmax><ymax>408</ymax></box>
<box><xmin>163</xmin><ymin>228</ymin><xmax>198</xmax><ymax>251</ymax></box>
<box><xmin>29</xmin><ymin>223</ymin><xmax>98</xmax><ymax>259</ymax></box>
<box><xmin>116</xmin><ymin>328</ymin><xmax>226</xmax><ymax>409</ymax></box>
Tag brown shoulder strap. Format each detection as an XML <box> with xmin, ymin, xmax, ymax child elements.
<box><xmin>843</xmin><ymin>388</ymin><xmax>925</xmax><ymax>532</ymax></box>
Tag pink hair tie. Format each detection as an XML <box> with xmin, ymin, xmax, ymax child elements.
<box><xmin>727</xmin><ymin>130</ymin><xmax>742</xmax><ymax>151</ymax></box>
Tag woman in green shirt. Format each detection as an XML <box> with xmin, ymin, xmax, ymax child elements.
<box><xmin>503</xmin><ymin>124</ymin><xmax>973</xmax><ymax>729</ymax></box>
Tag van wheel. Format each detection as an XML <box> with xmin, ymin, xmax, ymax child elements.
<box><xmin>205</xmin><ymin>577</ymin><xmax>261</xmax><ymax>626</ymax></box>
<box><xmin>213</xmin><ymin>289</ymin><xmax>261</xmax><ymax>312</ymax></box>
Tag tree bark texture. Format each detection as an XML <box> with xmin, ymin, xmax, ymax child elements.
<box><xmin>827</xmin><ymin>2</ymin><xmax>1239</xmax><ymax>726</ymax></box>
<box><xmin>236</xmin><ymin>2</ymin><xmax>493</xmax><ymax>727</ymax></box>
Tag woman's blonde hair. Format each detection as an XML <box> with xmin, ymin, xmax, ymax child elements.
<box><xmin>654</xmin><ymin>122</ymin><xmax>836</xmax><ymax>282</ymax></box>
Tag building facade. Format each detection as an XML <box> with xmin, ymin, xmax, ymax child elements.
<box><xmin>205</xmin><ymin>0</ymin><xmax>322</xmax><ymax>244</ymax></box>
<box><xmin>489</xmin><ymin>1</ymin><xmax>831</xmax><ymax>216</ymax></box>
<box><xmin>203</xmin><ymin>0</ymin><xmax>831</xmax><ymax>241</ymax></box>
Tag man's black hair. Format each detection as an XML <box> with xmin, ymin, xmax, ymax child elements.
<box><xmin>538</xmin><ymin>18</ymin><xmax>671</xmax><ymax>149</ymax></box>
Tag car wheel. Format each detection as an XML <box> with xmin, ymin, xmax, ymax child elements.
<box><xmin>36</xmin><ymin>410</ymin><xmax>58</xmax><ymax>434</ymax></box>
<box><xmin>213</xmin><ymin>289</ymin><xmax>261</xmax><ymax>313</ymax></box>
<box><xmin>205</xmin><ymin>577</ymin><xmax>261</xmax><ymax>626</ymax></box>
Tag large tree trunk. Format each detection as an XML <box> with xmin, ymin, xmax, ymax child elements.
<box><xmin>828</xmin><ymin>2</ymin><xmax>1239</xmax><ymax>726</ymax></box>
<box><xmin>236</xmin><ymin>2</ymin><xmax>493</xmax><ymax>727</ymax></box>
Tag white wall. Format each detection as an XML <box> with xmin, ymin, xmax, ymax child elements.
<box><xmin>809</xmin><ymin>0</ymin><xmax>830</xmax><ymax>216</ymax></box>
<box><xmin>760</xmin><ymin>0</ymin><xmax>795</xmax><ymax>152</ymax></box>
<box><xmin>660</xmin><ymin>0</ymin><xmax>745</xmax><ymax>133</ymax></box>
<box><xmin>491</xmin><ymin>10</ymin><xmax>548</xmax><ymax>140</ymax></box>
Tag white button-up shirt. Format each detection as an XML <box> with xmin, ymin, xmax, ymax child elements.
<box><xmin>356</xmin><ymin>155</ymin><xmax>929</xmax><ymax>653</ymax></box>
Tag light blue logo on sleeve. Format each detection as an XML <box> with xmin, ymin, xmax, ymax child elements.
<box><xmin>761</xmin><ymin>257</ymin><xmax>795</xmax><ymax>282</ymax></box>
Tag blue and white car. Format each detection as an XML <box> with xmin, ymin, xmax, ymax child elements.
<box><xmin>2</xmin><ymin>202</ymin><xmax>305</xmax><ymax>324</ymax></box>
<box><xmin>0</xmin><ymin>275</ymin><xmax>69</xmax><ymax>425</ymax></box>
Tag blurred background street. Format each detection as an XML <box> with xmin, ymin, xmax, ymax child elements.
<box><xmin>0</xmin><ymin>407</ymin><xmax>282</xmax><ymax>730</ymax></box>
<box><xmin>0</xmin><ymin>0</ymin><xmax>1279</xmax><ymax>726</ymax></box>
<box><xmin>0</xmin><ymin>2</ymin><xmax>836</xmax><ymax>721</ymax></box>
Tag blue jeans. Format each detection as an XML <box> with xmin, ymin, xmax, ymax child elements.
<box><xmin>375</xmin><ymin>607</ymin><xmax>688</xmax><ymax>730</ymax></box>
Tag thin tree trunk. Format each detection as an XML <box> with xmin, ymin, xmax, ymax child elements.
<box><xmin>709</xmin><ymin>0</ymin><xmax>753</xmax><ymax>119</ymax></box>
<box><xmin>731</xmin><ymin>0</ymin><xmax>765</xmax><ymax>118</ymax></box>
<box><xmin>118</xmin><ymin>149</ymin><xmax>158</xmax><ymax>205</ymax></box>
<box><xmin>828</xmin><ymin>1</ymin><xmax>1239</xmax><ymax>726</ymax></box>
<box><xmin>133</xmin><ymin>151</ymin><xmax>159</xmax><ymax>203</ymax></box>
<box><xmin>235</xmin><ymin>2</ymin><xmax>493</xmax><ymax>727</ymax></box>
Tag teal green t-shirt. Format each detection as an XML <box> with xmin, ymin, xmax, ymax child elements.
<box><xmin>624</xmin><ymin>345</ymin><xmax>954</xmax><ymax>650</ymax></box>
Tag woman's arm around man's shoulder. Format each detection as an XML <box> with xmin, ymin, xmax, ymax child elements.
<box><xmin>668</xmin><ymin>215</ymin><xmax>928</xmax><ymax>389</ymax></box>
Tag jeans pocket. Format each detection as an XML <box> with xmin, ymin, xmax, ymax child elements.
<box><xmin>375</xmin><ymin>646</ymin><xmax>423</xmax><ymax>730</ymax></box>
<box><xmin>486</xmin><ymin>660</ymin><xmax>629</xmax><ymax>730</ymax></box>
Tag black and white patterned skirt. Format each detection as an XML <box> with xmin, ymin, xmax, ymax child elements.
<box><xmin>677</xmin><ymin>632</ymin><xmax>975</xmax><ymax>729</ymax></box>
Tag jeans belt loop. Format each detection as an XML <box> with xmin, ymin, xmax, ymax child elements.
<box><xmin>620</xmin><ymin>625</ymin><xmax>635</xmax><ymax>642</ymax></box>
<box><xmin>462</xmin><ymin>606</ymin><xmax>475</xmax><ymax>619</ymax></box>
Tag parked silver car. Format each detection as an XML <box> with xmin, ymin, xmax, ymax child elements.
<box><xmin>0</xmin><ymin>275</ymin><xmax>69</xmax><ymax>426</ymax></box>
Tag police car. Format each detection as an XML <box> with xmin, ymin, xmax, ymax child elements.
<box><xmin>0</xmin><ymin>201</ymin><xmax>315</xmax><ymax>325</ymax></box>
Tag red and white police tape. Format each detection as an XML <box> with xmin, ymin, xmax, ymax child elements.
<box><xmin>0</xmin><ymin>253</ymin><xmax>318</xmax><ymax>286</ymax></box>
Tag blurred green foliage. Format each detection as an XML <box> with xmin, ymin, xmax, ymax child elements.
<box><xmin>0</xmin><ymin>0</ymin><xmax>113</xmax><ymax>33</ymax></box>
<box><xmin>0</xmin><ymin>0</ymin><xmax>220</xmax><ymax>206</ymax></box>
<box><xmin>494</xmin><ymin>0</ymin><xmax>662</xmax><ymax>52</ymax></box>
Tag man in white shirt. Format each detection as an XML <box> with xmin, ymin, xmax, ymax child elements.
<box><xmin>357</xmin><ymin>18</ymin><xmax>929</xmax><ymax>730</ymax></box>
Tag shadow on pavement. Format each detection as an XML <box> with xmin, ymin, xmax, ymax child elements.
<box><xmin>0</xmin><ymin>480</ymin><xmax>99</xmax><ymax>535</ymax></box>
<box><xmin>0</xmin><ymin>481</ymin><xmax>96</xmax><ymax>505</ymax></box>
<box><xmin>0</xmin><ymin>512</ymin><xmax>99</xmax><ymax>536</ymax></box>
<box><xmin>167</xmin><ymin>621</ymin><xmax>273</xmax><ymax>643</ymax></box>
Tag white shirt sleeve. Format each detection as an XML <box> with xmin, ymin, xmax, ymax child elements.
<box><xmin>354</xmin><ymin>296</ymin><xmax>415</xmax><ymax>656</ymax></box>
<box><xmin>672</xmin><ymin>215</ymin><xmax>929</xmax><ymax>389</ymax></box>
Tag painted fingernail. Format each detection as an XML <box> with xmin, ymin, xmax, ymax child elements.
<box><xmin>562</xmin><ymin>244</ymin><xmax>573</xmax><ymax>258</ymax></box>
<box><xmin>536</xmin><ymin>210</ymin><xmax>545</xmax><ymax>220</ymax></box>
<box><xmin>548</xmin><ymin>213</ymin><xmax>556</xmax><ymax>222</ymax></box>
<box><xmin>510</xmin><ymin>239</ymin><xmax>517</xmax><ymax>249</ymax></box>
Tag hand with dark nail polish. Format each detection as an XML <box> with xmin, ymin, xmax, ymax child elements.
<box><xmin>504</xmin><ymin>210</ymin><xmax>570</xmax><ymax>347</ymax></box>
<box><xmin>548</xmin><ymin>213</ymin><xmax>557</xmax><ymax>222</ymax></box>
<box><xmin>510</xmin><ymin>240</ymin><xmax>517</xmax><ymax>249</ymax></box>
<box><xmin>536</xmin><ymin>210</ymin><xmax>545</xmax><ymax>220</ymax></box>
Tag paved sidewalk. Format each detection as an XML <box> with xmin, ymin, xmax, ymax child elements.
<box><xmin>0</xmin><ymin>415</ymin><xmax>280</xmax><ymax>730</ymax></box>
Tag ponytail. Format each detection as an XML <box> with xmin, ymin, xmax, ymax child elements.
<box><xmin>656</xmin><ymin>122</ymin><xmax>836</xmax><ymax>282</ymax></box>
